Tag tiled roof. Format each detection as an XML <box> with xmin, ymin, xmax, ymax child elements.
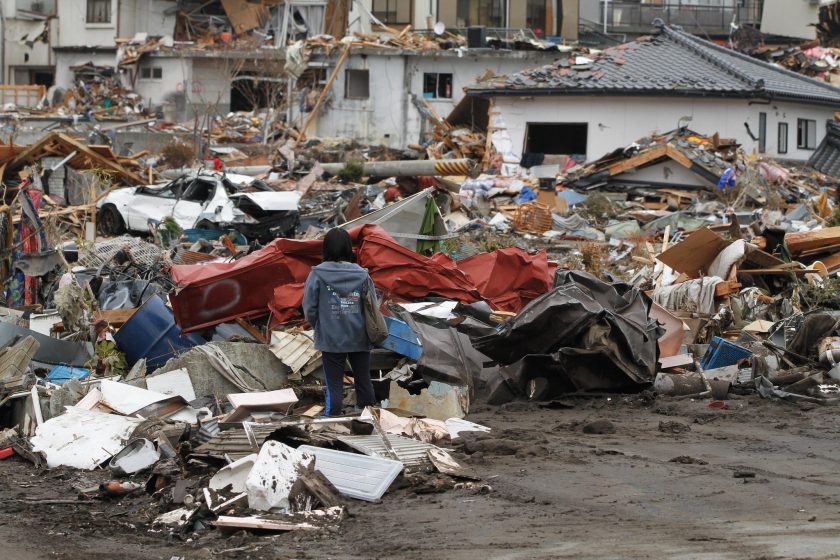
<box><xmin>467</xmin><ymin>26</ymin><xmax>840</xmax><ymax>106</ymax></box>
<box><xmin>808</xmin><ymin>121</ymin><xmax>840</xmax><ymax>177</ymax></box>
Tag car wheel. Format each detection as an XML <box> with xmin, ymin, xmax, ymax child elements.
<box><xmin>98</xmin><ymin>205</ymin><xmax>126</xmax><ymax>236</ymax></box>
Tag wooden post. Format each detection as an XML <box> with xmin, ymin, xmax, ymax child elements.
<box><xmin>294</xmin><ymin>46</ymin><xmax>351</xmax><ymax>148</ymax></box>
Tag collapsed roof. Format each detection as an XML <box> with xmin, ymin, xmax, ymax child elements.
<box><xmin>558</xmin><ymin>128</ymin><xmax>739</xmax><ymax>191</ymax></box>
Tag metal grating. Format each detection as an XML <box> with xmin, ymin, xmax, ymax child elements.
<box><xmin>78</xmin><ymin>236</ymin><xmax>165</xmax><ymax>268</ymax></box>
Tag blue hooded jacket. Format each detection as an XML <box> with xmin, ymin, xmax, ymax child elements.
<box><xmin>303</xmin><ymin>261</ymin><xmax>376</xmax><ymax>353</ymax></box>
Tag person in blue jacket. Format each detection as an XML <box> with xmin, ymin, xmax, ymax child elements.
<box><xmin>303</xmin><ymin>228</ymin><xmax>377</xmax><ymax>416</ymax></box>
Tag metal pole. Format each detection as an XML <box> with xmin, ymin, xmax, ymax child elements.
<box><xmin>320</xmin><ymin>158</ymin><xmax>478</xmax><ymax>178</ymax></box>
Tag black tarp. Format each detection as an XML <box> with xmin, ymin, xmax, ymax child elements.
<box><xmin>395</xmin><ymin>303</ymin><xmax>499</xmax><ymax>399</ymax></box>
<box><xmin>472</xmin><ymin>271</ymin><xmax>661</xmax><ymax>401</ymax></box>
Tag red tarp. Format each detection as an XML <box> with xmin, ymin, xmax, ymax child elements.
<box><xmin>457</xmin><ymin>248</ymin><xmax>556</xmax><ymax>312</ymax></box>
<box><xmin>169</xmin><ymin>225</ymin><xmax>553</xmax><ymax>332</ymax></box>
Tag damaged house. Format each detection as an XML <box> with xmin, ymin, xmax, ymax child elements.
<box><xmin>47</xmin><ymin>0</ymin><xmax>581</xmax><ymax>146</ymax></box>
<box><xmin>0</xmin><ymin>0</ymin><xmax>55</xmax><ymax>96</ymax></box>
<box><xmin>465</xmin><ymin>24</ymin><xmax>840</xmax><ymax>168</ymax></box>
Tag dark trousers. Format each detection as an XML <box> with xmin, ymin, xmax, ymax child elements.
<box><xmin>322</xmin><ymin>351</ymin><xmax>375</xmax><ymax>416</ymax></box>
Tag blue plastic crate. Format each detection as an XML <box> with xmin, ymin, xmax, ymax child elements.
<box><xmin>379</xmin><ymin>316</ymin><xmax>423</xmax><ymax>360</ymax></box>
<box><xmin>46</xmin><ymin>365</ymin><xmax>92</xmax><ymax>385</ymax></box>
<box><xmin>700</xmin><ymin>337</ymin><xmax>752</xmax><ymax>370</ymax></box>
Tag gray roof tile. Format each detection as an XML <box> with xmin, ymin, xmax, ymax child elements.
<box><xmin>468</xmin><ymin>26</ymin><xmax>840</xmax><ymax>106</ymax></box>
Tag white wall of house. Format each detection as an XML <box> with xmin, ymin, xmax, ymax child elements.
<box><xmin>487</xmin><ymin>95</ymin><xmax>839</xmax><ymax>164</ymax></box>
<box><xmin>56</xmin><ymin>0</ymin><xmax>118</xmax><ymax>47</ymax></box>
<box><xmin>314</xmin><ymin>54</ymin><xmax>407</xmax><ymax>146</ymax></box>
<box><xmin>186</xmin><ymin>57</ymin><xmax>233</xmax><ymax>116</ymax></box>
<box><xmin>312</xmin><ymin>51</ymin><xmax>557</xmax><ymax>148</ymax></box>
<box><xmin>133</xmin><ymin>57</ymin><xmax>191</xmax><ymax>107</ymax></box>
<box><xmin>118</xmin><ymin>0</ymin><xmax>178</xmax><ymax>39</ymax></box>
<box><xmin>761</xmin><ymin>0</ymin><xmax>818</xmax><ymax>41</ymax></box>
<box><xmin>405</xmin><ymin>53</ymin><xmax>559</xmax><ymax>144</ymax></box>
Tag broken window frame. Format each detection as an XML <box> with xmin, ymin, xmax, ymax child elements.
<box><xmin>139</xmin><ymin>66</ymin><xmax>163</xmax><ymax>81</ymax></box>
<box><xmin>86</xmin><ymin>0</ymin><xmax>111</xmax><ymax>24</ymax></box>
<box><xmin>778</xmin><ymin>122</ymin><xmax>788</xmax><ymax>154</ymax></box>
<box><xmin>524</xmin><ymin>122</ymin><xmax>588</xmax><ymax>157</ymax></box>
<box><xmin>797</xmin><ymin>118</ymin><xmax>817</xmax><ymax>150</ymax></box>
<box><xmin>422</xmin><ymin>73</ymin><xmax>453</xmax><ymax>99</ymax></box>
<box><xmin>372</xmin><ymin>0</ymin><xmax>413</xmax><ymax>26</ymax></box>
<box><xmin>345</xmin><ymin>69</ymin><xmax>370</xmax><ymax>100</ymax></box>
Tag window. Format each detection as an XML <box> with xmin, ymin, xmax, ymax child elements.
<box><xmin>525</xmin><ymin>123</ymin><xmax>588</xmax><ymax>157</ymax></box>
<box><xmin>798</xmin><ymin>118</ymin><xmax>817</xmax><ymax>150</ymax></box>
<box><xmin>778</xmin><ymin>122</ymin><xmax>788</xmax><ymax>154</ymax></box>
<box><xmin>140</xmin><ymin>67</ymin><xmax>163</xmax><ymax>80</ymax></box>
<box><xmin>455</xmin><ymin>0</ymin><xmax>505</xmax><ymax>28</ymax></box>
<box><xmin>527</xmin><ymin>0</ymin><xmax>547</xmax><ymax>37</ymax></box>
<box><xmin>758</xmin><ymin>112</ymin><xmax>766</xmax><ymax>154</ymax></box>
<box><xmin>345</xmin><ymin>69</ymin><xmax>370</xmax><ymax>99</ymax></box>
<box><xmin>423</xmin><ymin>73</ymin><xmax>452</xmax><ymax>99</ymax></box>
<box><xmin>372</xmin><ymin>0</ymin><xmax>412</xmax><ymax>25</ymax></box>
<box><xmin>86</xmin><ymin>0</ymin><xmax>111</xmax><ymax>24</ymax></box>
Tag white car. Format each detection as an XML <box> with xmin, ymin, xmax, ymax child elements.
<box><xmin>97</xmin><ymin>171</ymin><xmax>301</xmax><ymax>242</ymax></box>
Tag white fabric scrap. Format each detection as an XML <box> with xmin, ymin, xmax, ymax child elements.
<box><xmin>651</xmin><ymin>277</ymin><xmax>724</xmax><ymax>315</ymax></box>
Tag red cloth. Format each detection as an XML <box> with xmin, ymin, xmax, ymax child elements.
<box><xmin>169</xmin><ymin>224</ymin><xmax>554</xmax><ymax>332</ymax></box>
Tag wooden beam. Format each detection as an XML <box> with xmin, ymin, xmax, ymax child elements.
<box><xmin>295</xmin><ymin>46</ymin><xmax>351</xmax><ymax>147</ymax></box>
<box><xmin>607</xmin><ymin>145</ymin><xmax>668</xmax><ymax>176</ymax></box>
<box><xmin>664</xmin><ymin>145</ymin><xmax>695</xmax><ymax>169</ymax></box>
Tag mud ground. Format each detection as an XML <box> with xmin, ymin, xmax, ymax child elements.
<box><xmin>3</xmin><ymin>394</ymin><xmax>840</xmax><ymax>559</ymax></box>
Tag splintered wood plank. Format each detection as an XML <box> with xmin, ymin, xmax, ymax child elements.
<box><xmin>607</xmin><ymin>145</ymin><xmax>667</xmax><ymax>176</ymax></box>
<box><xmin>785</xmin><ymin>227</ymin><xmax>840</xmax><ymax>256</ymax></box>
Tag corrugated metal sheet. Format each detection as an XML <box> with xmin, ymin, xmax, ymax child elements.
<box><xmin>192</xmin><ymin>424</ymin><xmax>283</xmax><ymax>460</ymax></box>
<box><xmin>337</xmin><ymin>435</ymin><xmax>434</xmax><ymax>470</ymax></box>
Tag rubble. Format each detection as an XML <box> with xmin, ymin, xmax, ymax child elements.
<box><xmin>5</xmin><ymin>9</ymin><xmax>840</xmax><ymax>556</ymax></box>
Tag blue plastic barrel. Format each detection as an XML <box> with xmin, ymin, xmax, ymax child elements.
<box><xmin>114</xmin><ymin>294</ymin><xmax>205</xmax><ymax>368</ymax></box>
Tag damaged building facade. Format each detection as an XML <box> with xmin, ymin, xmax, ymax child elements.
<box><xmin>42</xmin><ymin>1</ymin><xmax>581</xmax><ymax>145</ymax></box>
<box><xmin>1</xmin><ymin>0</ymin><xmax>55</xmax><ymax>89</ymax></box>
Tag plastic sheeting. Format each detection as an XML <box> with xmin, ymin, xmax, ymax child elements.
<box><xmin>473</xmin><ymin>270</ymin><xmax>662</xmax><ymax>401</ymax></box>
<box><xmin>171</xmin><ymin>225</ymin><xmax>553</xmax><ymax>332</ymax></box>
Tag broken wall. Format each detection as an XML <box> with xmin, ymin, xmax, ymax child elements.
<box><xmin>4</xmin><ymin>16</ymin><xmax>54</xmax><ymax>85</ymax></box>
